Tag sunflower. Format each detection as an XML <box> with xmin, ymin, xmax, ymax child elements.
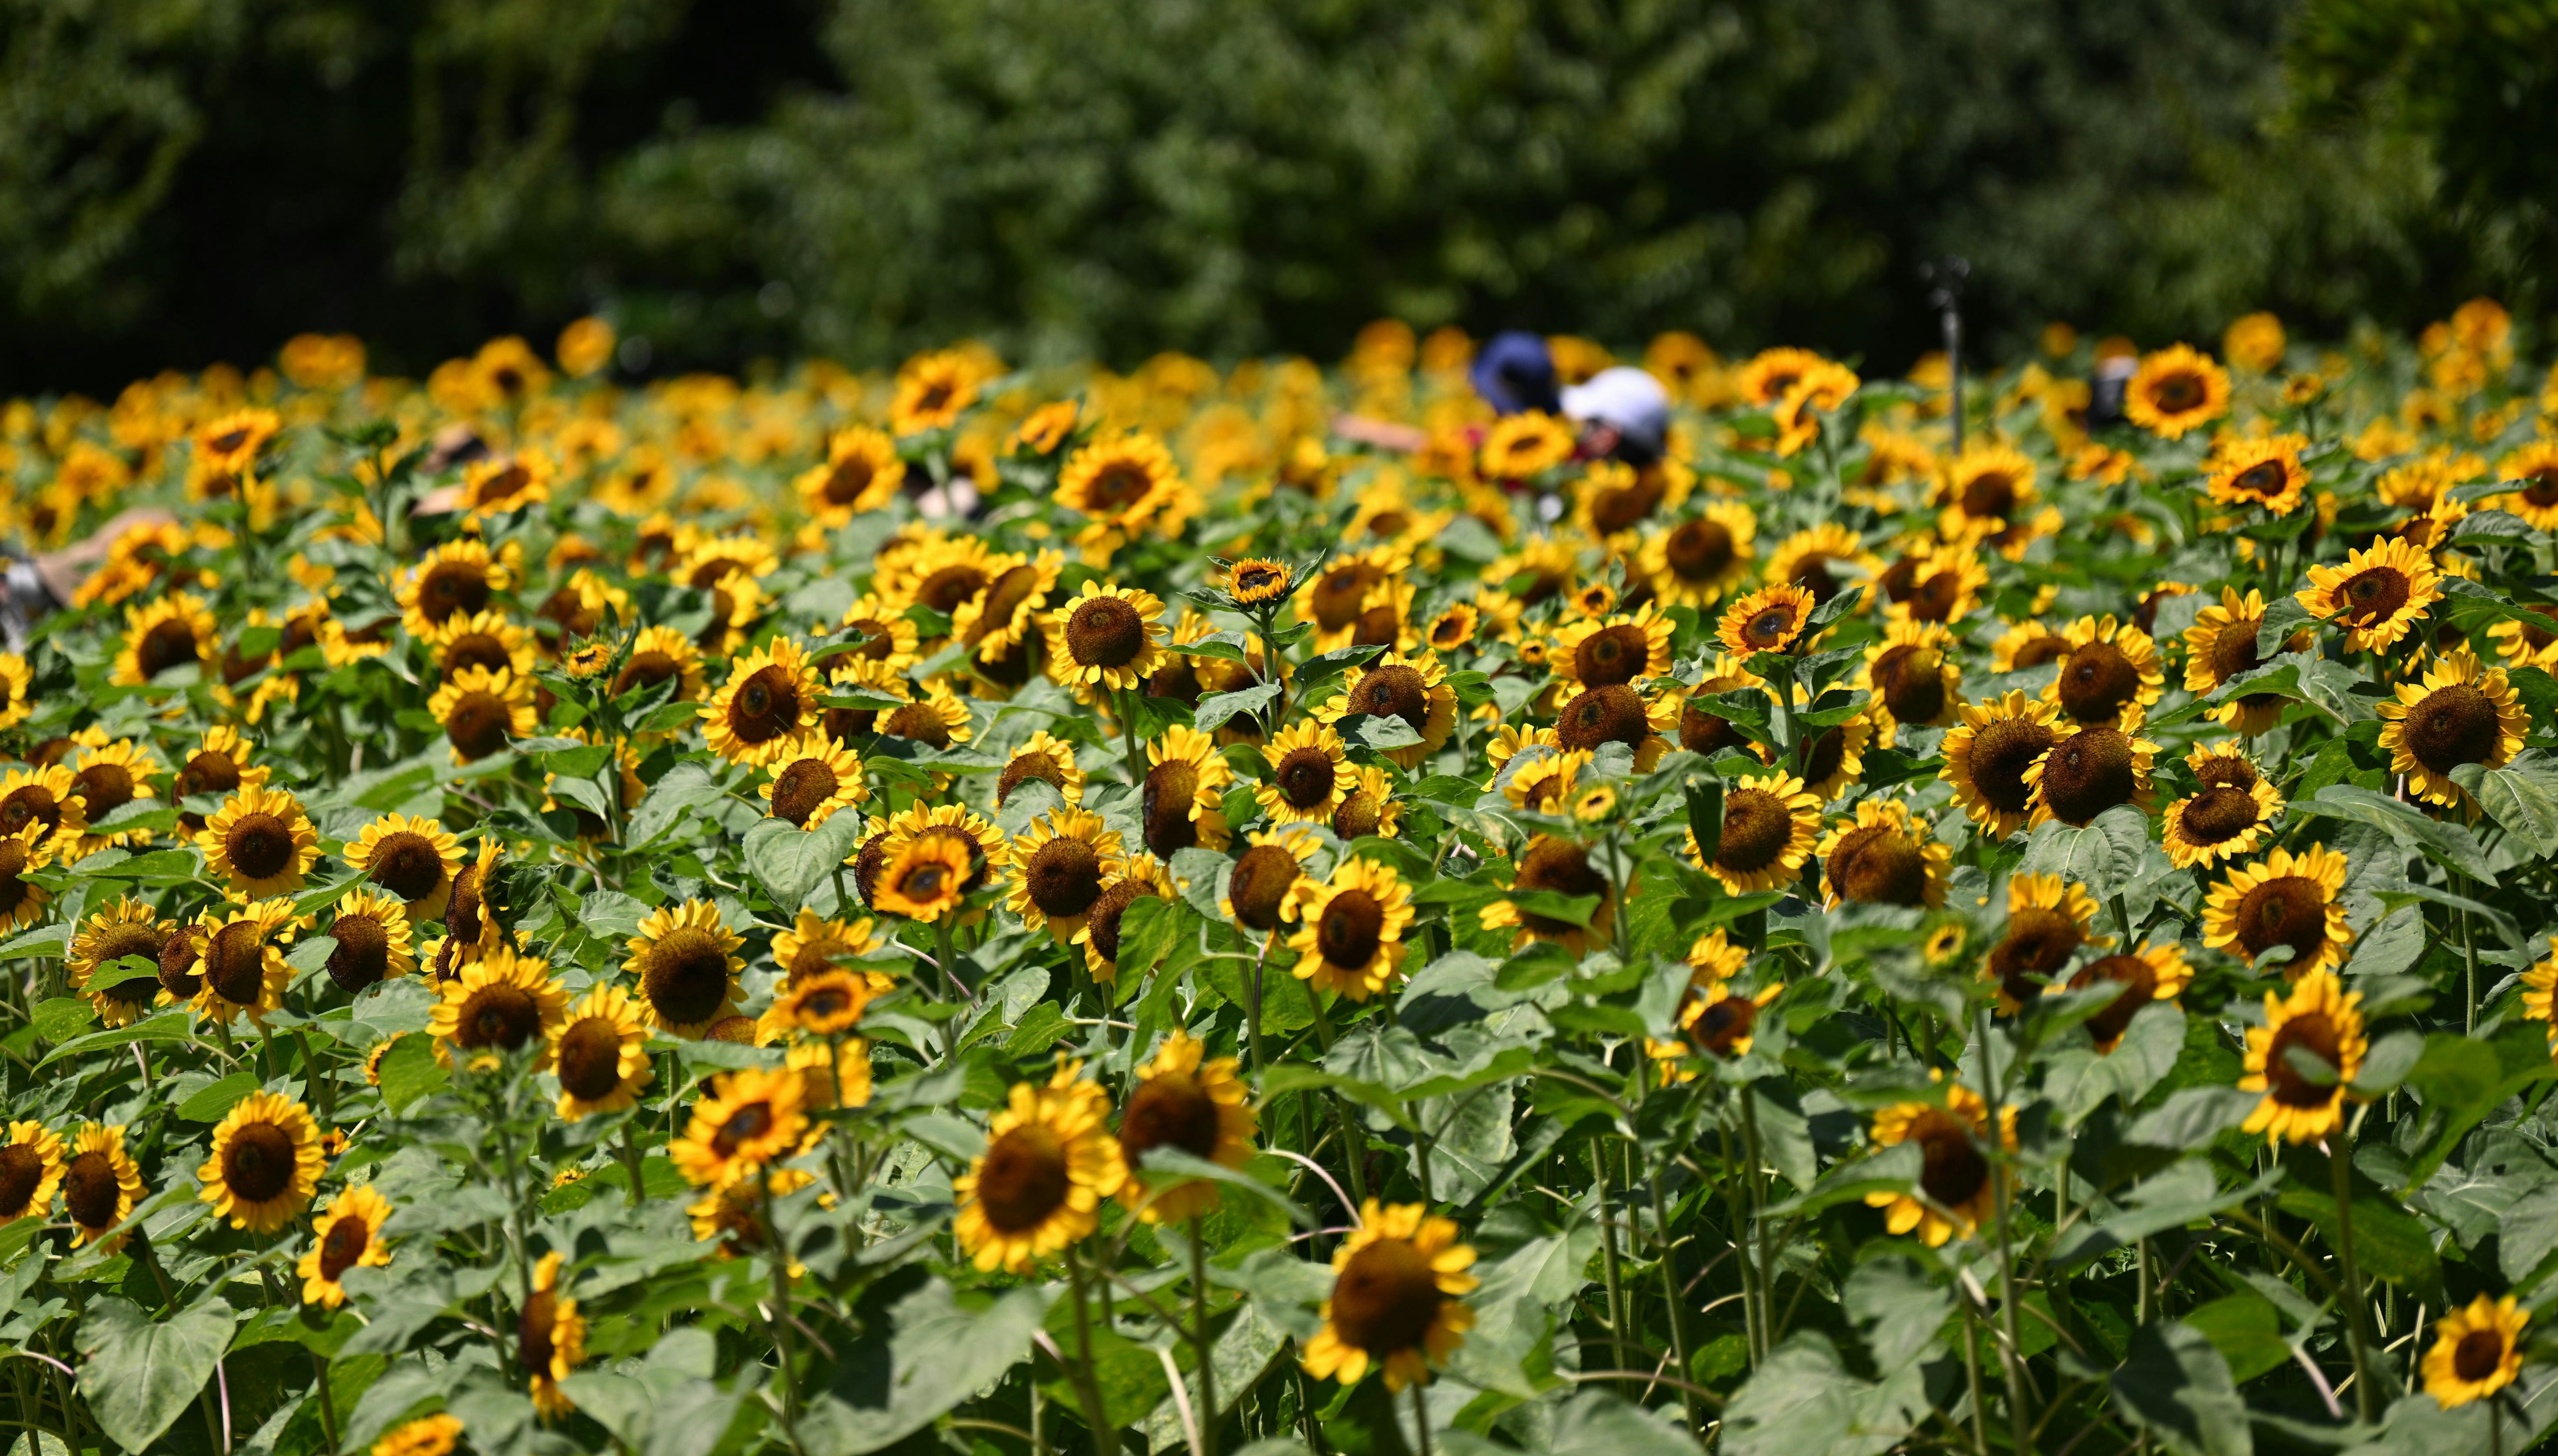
<box><xmin>623</xmin><ymin>901</ymin><xmax>743</xmax><ymax>1036</ymax></box>
<box><xmin>428</xmin><ymin>665</ymin><xmax>536</xmax><ymax>765</ymax></box>
<box><xmin>2203</xmin><ymin>844</ymin><xmax>2355</xmax><ymax>978</ymax></box>
<box><xmin>2065</xmin><ymin>942</ymin><xmax>2192</xmax><ymax>1052</ymax></box>
<box><xmin>1041</xmin><ymin>581</ymin><xmax>1169</xmax><ymax>699</ymax></box>
<box><xmin>2204</xmin><ymin>436</ymin><xmax>2309</xmax><ymax>516</ymax></box>
<box><xmin>1258</xmin><ymin>721</ymin><xmax>1352</xmax><ymax>825</ymax></box>
<box><xmin>955</xmin><ymin>550</ymin><xmax>1065</xmax><ymax>663</ymax></box>
<box><xmin>1941</xmin><ymin>692</ymin><xmax>2064</xmax><ymax>839</ymax></box>
<box><xmin>2423</xmin><ymin>1295</ymin><xmax>2530</xmax><ymax>1409</ymax></box>
<box><xmin>1138</xmin><ymin>725</ymin><xmax>1236</xmax><ymax>857</ymax></box>
<box><xmin>343</xmin><ymin>813</ymin><xmax>466</xmax><ymax>921</ymax></box>
<box><xmin>1478</xmin><ymin>412</ymin><xmax>1574</xmax><ymax>480</ymax></box>
<box><xmin>199</xmin><ymin>1091</ymin><xmax>323</xmax><ymax>1233</ymax></box>
<box><xmin>546</xmin><ymin>984</ymin><xmax>653</xmax><ymax>1122</ymax></box>
<box><xmin>671</xmin><ymin>1066</ymin><xmax>811</xmax><ymax>1190</ymax></box>
<box><xmin>770</xmin><ymin>910</ymin><xmax>887</xmax><ymax>984</ymax></box>
<box><xmin>2298</xmin><ymin>538</ymin><xmax>2441</xmax><ymax>655</ymax></box>
<box><xmin>321</xmin><ymin>891</ymin><xmax>418</xmax><ymax>994</ymax></box>
<box><xmin>1685</xmin><ymin>768</ymin><xmax>1822</xmax><ymax>895</ymax></box>
<box><xmin>1718</xmin><ymin>583</ymin><xmax>1815</xmax><ymax>657</ymax></box>
<box><xmin>520</xmin><ymin>1251</ymin><xmax>587</xmax><ymax>1419</ymax></box>
<box><xmin>2238</xmin><ymin>970</ymin><xmax>2367</xmax><ymax>1144</ymax></box>
<box><xmin>701</xmin><ymin>637</ymin><xmax>821</xmax><ymax>767</ymax></box>
<box><xmin>2493</xmin><ymin>440</ymin><xmax>2558</xmax><ymax>532</ymax></box>
<box><xmin>1116</xmin><ymin>1030</ymin><xmax>1257</xmax><ymax>1223</ymax></box>
<box><xmin>430</xmin><ymin>946</ymin><xmax>570</xmax><ymax>1068</ymax></box>
<box><xmin>1817</xmin><ymin>799</ymin><xmax>1949</xmax><ymax>909</ymax></box>
<box><xmin>2377</xmin><ymin>648</ymin><xmax>2529</xmax><ymax>811</ymax></box>
<box><xmin>1480</xmin><ymin>836</ymin><xmax>1616</xmax><ymax>954</ymax></box>
<box><xmin>1639</xmin><ymin>504</ymin><xmax>1759</xmax><ymax>607</ymax></box>
<box><xmin>1881</xmin><ymin>546</ymin><xmax>1990</xmax><ymax>625</ymax></box>
<box><xmin>797</xmin><ymin>425</ymin><xmax>903</xmax><ymax>523</ymax></box>
<box><xmin>1863</xmin><ymin>1080</ymin><xmax>2015</xmax><ymax>1248</ymax></box>
<box><xmin>1984</xmin><ymin>874</ymin><xmax>2108</xmax><ymax>1014</ymax></box>
<box><xmin>2124</xmin><ymin>344</ymin><xmax>2230</xmax><ymax>438</ymax></box>
<box><xmin>1221</xmin><ymin>828</ymin><xmax>1320</xmax><ymax>940</ymax></box>
<box><xmin>874</xmin><ymin>834</ymin><xmax>977</xmax><ymax>922</ymax></box>
<box><xmin>61</xmin><ymin>1124</ymin><xmax>144</xmax><ymax>1249</ymax></box>
<box><xmin>757</xmin><ymin>731</ymin><xmax>869</xmax><ymax>830</ymax></box>
<box><xmin>189</xmin><ymin>899</ymin><xmax>298</xmax><ymax>1026</ymax></box>
<box><xmin>428</xmin><ymin>610</ymin><xmax>536</xmax><ymax>685</ymax></box>
<box><xmin>1764</xmin><ymin>524</ymin><xmax>1881</xmax><ymax>608</ymax></box>
<box><xmin>0</xmin><ymin>1121</ymin><xmax>63</xmax><ymax>1222</ymax></box>
<box><xmin>1224</xmin><ymin>557</ymin><xmax>1295</xmax><ymax>607</ymax></box>
<box><xmin>2024</xmin><ymin>715</ymin><xmax>2158</xmax><ymax>828</ymax></box>
<box><xmin>954</xmin><ymin>1064</ymin><xmax>1124</xmax><ymax>1272</ymax></box>
<box><xmin>113</xmin><ymin>592</ymin><xmax>218</xmax><ymax>685</ymax></box>
<box><xmin>1288</xmin><ymin>857</ymin><xmax>1416</xmax><ymax>1002</ymax></box>
<box><xmin>298</xmin><ymin>1186</ymin><xmax>394</xmax><ymax>1308</ymax></box>
<box><xmin>2161</xmin><ymin>752</ymin><xmax>2286</xmax><ymax>869</ymax></box>
<box><xmin>1072</xmin><ymin>855</ymin><xmax>1173</xmax><ymax>982</ymax></box>
<box><xmin>1857</xmin><ymin>620</ymin><xmax>1962</xmax><ymax>744</ymax></box>
<box><xmin>398</xmin><ymin>539</ymin><xmax>510</xmax><ymax>638</ymax></box>
<box><xmin>1300</xmin><ymin>1199</ymin><xmax>1478</xmax><ymax>1391</ymax></box>
<box><xmin>0</xmin><ymin>825</ymin><xmax>51</xmax><ymax>935</ymax></box>
<box><xmin>2182</xmin><ymin>588</ymin><xmax>2310</xmax><ymax>735</ymax></box>
<box><xmin>2043</xmin><ymin>615</ymin><xmax>2163</xmax><ymax>726</ymax></box>
<box><xmin>65</xmin><ymin>737</ymin><xmax>159</xmax><ymax>855</ymax></box>
<box><xmin>994</xmin><ymin>731</ymin><xmax>1086</xmax><ymax>811</ymax></box>
<box><xmin>67</xmin><ymin>898</ymin><xmax>171</xmax><ymax>1027</ymax></box>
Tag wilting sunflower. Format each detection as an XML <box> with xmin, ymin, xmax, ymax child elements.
<box><xmin>428</xmin><ymin>610</ymin><xmax>536</xmax><ymax>684</ymax></box>
<box><xmin>701</xmin><ymin>637</ymin><xmax>821</xmax><ymax>767</ymax></box>
<box><xmin>1116</xmin><ymin>1029</ymin><xmax>1256</xmax><ymax>1223</ymax></box>
<box><xmin>61</xmin><ymin>1124</ymin><xmax>145</xmax><ymax>1249</ymax></box>
<box><xmin>1301</xmin><ymin>1199</ymin><xmax>1478</xmax><ymax>1391</ymax></box>
<box><xmin>1639</xmin><ymin>504</ymin><xmax>1759</xmax><ymax>608</ymax></box>
<box><xmin>343</xmin><ymin>813</ymin><xmax>465</xmax><ymax>920</ymax></box>
<box><xmin>520</xmin><ymin>1251</ymin><xmax>586</xmax><ymax>1419</ymax></box>
<box><xmin>2024</xmin><ymin>715</ymin><xmax>2158</xmax><ymax>827</ymax></box>
<box><xmin>189</xmin><ymin>899</ymin><xmax>298</xmax><ymax>1026</ymax></box>
<box><xmin>2238</xmin><ymin>970</ymin><xmax>2367</xmax><ymax>1144</ymax></box>
<box><xmin>1686</xmin><ymin>768</ymin><xmax>1822</xmax><ymax>895</ymax></box>
<box><xmin>535</xmin><ymin>983</ymin><xmax>651</xmax><ymax>1122</ymax></box>
<box><xmin>1817</xmin><ymin>799</ymin><xmax>1950</xmax><ymax>909</ymax></box>
<box><xmin>1073</xmin><ymin>855</ymin><xmax>1174</xmax><ymax>981</ymax></box>
<box><xmin>1881</xmin><ymin>546</ymin><xmax>1991</xmax><ymax>625</ymax></box>
<box><xmin>1863</xmin><ymin>1079</ymin><xmax>2015</xmax><ymax>1247</ymax></box>
<box><xmin>1942</xmin><ymin>692</ymin><xmax>2064</xmax><ymax>839</ymax></box>
<box><xmin>321</xmin><ymin>891</ymin><xmax>417</xmax><ymax>994</ymax></box>
<box><xmin>1041</xmin><ymin>581</ymin><xmax>1169</xmax><ymax>698</ymax></box>
<box><xmin>757</xmin><ymin>731</ymin><xmax>869</xmax><ymax>830</ymax></box>
<box><xmin>197</xmin><ymin>785</ymin><xmax>318</xmax><ymax>900</ymax></box>
<box><xmin>1258</xmin><ymin>721</ymin><xmax>1352</xmax><ymax>825</ymax></box>
<box><xmin>954</xmin><ymin>1063</ymin><xmax>1124</xmax><ymax>1271</ymax></box>
<box><xmin>622</xmin><ymin>901</ymin><xmax>743</xmax><ymax>1036</ymax></box>
<box><xmin>430</xmin><ymin>946</ymin><xmax>570</xmax><ymax>1069</ymax></box>
<box><xmin>2182</xmin><ymin>587</ymin><xmax>2311</xmax><ymax>735</ymax></box>
<box><xmin>67</xmin><ymin>898</ymin><xmax>171</xmax><ymax>1027</ymax></box>
<box><xmin>428</xmin><ymin>665</ymin><xmax>536</xmax><ymax>765</ymax></box>
<box><xmin>1858</xmin><ymin>620</ymin><xmax>1962</xmax><ymax>744</ymax></box>
<box><xmin>2160</xmin><ymin>753</ymin><xmax>2285</xmax><ymax>869</ymax></box>
<box><xmin>1318</xmin><ymin>651</ymin><xmax>1458</xmax><ymax>770</ymax></box>
<box><xmin>1139</xmin><ymin>725</ymin><xmax>1236</xmax><ymax>857</ymax></box>
<box><xmin>1480</xmin><ymin>836</ymin><xmax>1617</xmax><ymax>954</ymax></box>
<box><xmin>995</xmin><ymin>730</ymin><xmax>1087</xmax><ymax>808</ymax></box>
<box><xmin>2423</xmin><ymin>1295</ymin><xmax>2530</xmax><ymax>1409</ymax></box>
<box><xmin>199</xmin><ymin>1090</ymin><xmax>323</xmax><ymax>1233</ymax></box>
<box><xmin>2204</xmin><ymin>435</ymin><xmax>2309</xmax><ymax>516</ymax></box>
<box><xmin>1983</xmin><ymin>874</ymin><xmax>2107</xmax><ymax>1014</ymax></box>
<box><xmin>1222</xmin><ymin>829</ymin><xmax>1320</xmax><ymax>942</ymax></box>
<box><xmin>2204</xmin><ymin>843</ymin><xmax>2354</xmax><ymax>977</ymax></box>
<box><xmin>954</xmin><ymin>549</ymin><xmax>1065</xmax><ymax>663</ymax></box>
<box><xmin>1718</xmin><ymin>583</ymin><xmax>1816</xmax><ymax>657</ymax></box>
<box><xmin>2043</xmin><ymin>615</ymin><xmax>2163</xmax><ymax>726</ymax></box>
<box><xmin>1477</xmin><ymin>412</ymin><xmax>1574</xmax><ymax>480</ymax></box>
<box><xmin>2124</xmin><ymin>344</ymin><xmax>2230</xmax><ymax>438</ymax></box>
<box><xmin>1288</xmin><ymin>857</ymin><xmax>1416</xmax><ymax>1002</ymax></box>
<box><xmin>0</xmin><ymin>1121</ymin><xmax>63</xmax><ymax>1222</ymax></box>
<box><xmin>2298</xmin><ymin>537</ymin><xmax>2442</xmax><ymax>654</ymax></box>
<box><xmin>797</xmin><ymin>425</ymin><xmax>903</xmax><ymax>523</ymax></box>
<box><xmin>0</xmin><ymin>825</ymin><xmax>51</xmax><ymax>935</ymax></box>
<box><xmin>671</xmin><ymin>1065</ymin><xmax>811</xmax><ymax>1190</ymax></box>
<box><xmin>2377</xmin><ymin>648</ymin><xmax>2528</xmax><ymax>811</ymax></box>
<box><xmin>1005</xmin><ymin>807</ymin><xmax>1127</xmax><ymax>946</ymax></box>
<box><xmin>298</xmin><ymin>1186</ymin><xmax>394</xmax><ymax>1307</ymax></box>
<box><xmin>2065</xmin><ymin>942</ymin><xmax>2192</xmax><ymax>1053</ymax></box>
<box><xmin>113</xmin><ymin>592</ymin><xmax>218</xmax><ymax>685</ymax></box>
<box><xmin>397</xmin><ymin>539</ymin><xmax>510</xmax><ymax>638</ymax></box>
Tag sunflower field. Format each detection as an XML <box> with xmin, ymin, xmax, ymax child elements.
<box><xmin>3</xmin><ymin>306</ymin><xmax>2558</xmax><ymax>1456</ymax></box>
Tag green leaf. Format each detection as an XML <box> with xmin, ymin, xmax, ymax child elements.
<box><xmin>75</xmin><ymin>1295</ymin><xmax>238</xmax><ymax>1454</ymax></box>
<box><xmin>2110</xmin><ymin>1320</ymin><xmax>2252</xmax><ymax>1456</ymax></box>
<box><xmin>741</xmin><ymin>811</ymin><xmax>868</xmax><ymax>910</ymax></box>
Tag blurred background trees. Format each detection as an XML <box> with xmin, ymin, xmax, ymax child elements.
<box><xmin>1</xmin><ymin>0</ymin><xmax>2545</xmax><ymax>391</ymax></box>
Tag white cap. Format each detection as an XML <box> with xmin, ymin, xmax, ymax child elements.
<box><xmin>1560</xmin><ymin>366</ymin><xmax>1671</xmax><ymax>464</ymax></box>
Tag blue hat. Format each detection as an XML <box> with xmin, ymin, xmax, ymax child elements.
<box><xmin>1470</xmin><ymin>331</ymin><xmax>1560</xmax><ymax>416</ymax></box>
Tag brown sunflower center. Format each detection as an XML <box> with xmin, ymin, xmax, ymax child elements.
<box><xmin>2336</xmin><ymin>567</ymin><xmax>2411</xmax><ymax>627</ymax></box>
<box><xmin>1691</xmin><ymin>996</ymin><xmax>1759</xmax><ymax>1056</ymax></box>
<box><xmin>1025</xmin><ymin>837</ymin><xmax>1105</xmax><ymax>918</ymax></box>
<box><xmin>1990</xmin><ymin>907</ymin><xmax>2082</xmax><ymax>1007</ymax></box>
<box><xmin>2453</xmin><ymin>1328</ymin><xmax>2509</xmax><ymax>1384</ymax></box>
<box><xmin>1911</xmin><ymin>1109</ymin><xmax>1990</xmax><ymax>1208</ymax></box>
<box><xmin>205</xmin><ymin>920</ymin><xmax>270</xmax><ymax>1005</ymax></box>
<box><xmin>2057</xmin><ymin>641</ymin><xmax>2140</xmax><ymax>721</ymax></box>
<box><xmin>1329</xmin><ymin>1236</ymin><xmax>1444</xmax><ymax>1355</ymax></box>
<box><xmin>1227</xmin><ymin>845</ymin><xmax>1300</xmax><ymax>930</ymax></box>
<box><xmin>177</xmin><ymin>751</ymin><xmax>242</xmax><ymax>802</ymax></box>
<box><xmin>0</xmin><ymin>785</ymin><xmax>60</xmax><ymax>837</ymax></box>
<box><xmin>2265</xmin><ymin>1012</ymin><xmax>2342</xmax><ymax>1107</ymax></box>
<box><xmin>418</xmin><ymin>563</ymin><xmax>490</xmax><ymax>623</ymax></box>
<box><xmin>2038</xmin><ymin>727</ymin><xmax>2136</xmax><ymax>826</ymax></box>
<box><xmin>1514</xmin><ymin>837</ymin><xmax>1605</xmax><ymax>935</ymax></box>
<box><xmin>539</xmin><ymin>1014</ymin><xmax>625</xmax><ymax>1102</ymax></box>
<box><xmin>1142</xmin><ymin>761</ymin><xmax>1202</xmax><ymax>857</ymax></box>
<box><xmin>73</xmin><ymin>762</ymin><xmax>136</xmax><ymax>819</ymax></box>
<box><xmin>318</xmin><ymin>1212</ymin><xmax>373</xmax><ymax>1280</ymax></box>
<box><xmin>1965</xmin><ymin>719</ymin><xmax>2056</xmax><ymax>815</ymax></box>
<box><xmin>729</xmin><ymin>666</ymin><xmax>802</xmax><ymax>745</ymax></box>
<box><xmin>2070</xmin><ymin>954</ymin><xmax>2158</xmax><ymax>1046</ymax></box>
<box><xmin>1665</xmin><ymin>518</ymin><xmax>1735</xmax><ymax>581</ymax></box>
<box><xmin>2177</xmin><ymin>786</ymin><xmax>2259</xmax><ymax>845</ymax></box>
<box><xmin>1872</xmin><ymin>644</ymin><xmax>1946</xmax><ymax>725</ymax></box>
<box><xmin>1275</xmin><ymin>747</ymin><xmax>1338</xmax><ymax>811</ymax></box>
<box><xmin>1577</xmin><ymin>625</ymin><xmax>1652</xmax><ymax>685</ymax></box>
<box><xmin>1679</xmin><ymin>699</ymin><xmax>1743</xmax><ymax>754</ymax></box>
<box><xmin>221</xmin><ymin>1122</ymin><xmax>297</xmax><ymax>1204</ymax></box>
<box><xmin>1715</xmin><ymin>788</ymin><xmax>1793</xmax><ymax>875</ymax></box>
<box><xmin>641</xmin><ymin>930</ymin><xmax>732</xmax><ymax>1026</ymax></box>
<box><xmin>976</xmin><ymin>1125</ymin><xmax>1070</xmax><ymax>1233</ymax></box>
<box><xmin>1085</xmin><ymin>881</ymin><xmax>1154</xmax><ymax>965</ymax></box>
<box><xmin>0</xmin><ymin>1143</ymin><xmax>40</xmax><ymax>1216</ymax></box>
<box><xmin>2228</xmin><ymin>460</ymin><xmax>2288</xmax><ymax>500</ymax></box>
<box><xmin>2234</xmin><ymin>876</ymin><xmax>2330</xmax><ymax>968</ymax></box>
<box><xmin>1554</xmin><ymin>685</ymin><xmax>1649</xmax><ymax>753</ymax></box>
<box><xmin>1318</xmin><ymin>889</ymin><xmax>1386</xmax><ymax>968</ymax></box>
<box><xmin>139</xmin><ymin>618</ymin><xmax>201</xmax><ymax>678</ymax></box>
<box><xmin>1960</xmin><ymin>472</ymin><xmax>2018</xmax><ymax>521</ymax></box>
<box><xmin>1120</xmin><ymin>1072</ymin><xmax>1223</xmax><ymax>1163</ymax></box>
<box><xmin>459</xmin><ymin>984</ymin><xmax>541</xmax><ymax>1050</ymax></box>
<box><xmin>326</xmin><ymin>913</ymin><xmax>392</xmax><ymax>992</ymax></box>
<box><xmin>63</xmin><ymin>1152</ymin><xmax>121</xmax><ymax>1228</ymax></box>
<box><xmin>1827</xmin><ymin>825</ymin><xmax>1928</xmax><ymax>906</ymax></box>
<box><xmin>2403</xmin><ymin>683</ymin><xmax>2501</xmax><ymax>773</ymax></box>
<box><xmin>1066</xmin><ymin>597</ymin><xmax>1146</xmax><ymax>669</ymax></box>
<box><xmin>368</xmin><ymin>832</ymin><xmax>447</xmax><ymax>902</ymax></box>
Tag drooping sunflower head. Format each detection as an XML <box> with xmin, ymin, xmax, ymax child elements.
<box><xmin>2238</xmin><ymin>970</ymin><xmax>2367</xmax><ymax>1144</ymax></box>
<box><xmin>1940</xmin><ymin>691</ymin><xmax>2064</xmax><ymax>840</ymax></box>
<box><xmin>1817</xmin><ymin>799</ymin><xmax>1949</xmax><ymax>909</ymax></box>
<box><xmin>1718</xmin><ymin>583</ymin><xmax>1816</xmax><ymax>658</ymax></box>
<box><xmin>550</xmin><ymin>983</ymin><xmax>653</xmax><ymax>1121</ymax></box>
<box><xmin>2377</xmin><ymin>647</ymin><xmax>2528</xmax><ymax>811</ymax></box>
<box><xmin>2422</xmin><ymin>1294</ymin><xmax>2529</xmax><ymax>1410</ymax></box>
<box><xmin>198</xmin><ymin>1090</ymin><xmax>323</xmax><ymax>1233</ymax></box>
<box><xmin>428</xmin><ymin>665</ymin><xmax>536</xmax><ymax>764</ymax></box>
<box><xmin>623</xmin><ymin>901</ymin><xmax>744</xmax><ymax>1036</ymax></box>
<box><xmin>2204</xmin><ymin>844</ymin><xmax>2355</xmax><ymax>979</ymax></box>
<box><xmin>198</xmin><ymin>784</ymin><xmax>318</xmax><ymax>900</ymax></box>
<box><xmin>429</xmin><ymin>945</ymin><xmax>570</xmax><ymax>1068</ymax></box>
<box><xmin>2124</xmin><ymin>344</ymin><xmax>2230</xmax><ymax>438</ymax></box>
<box><xmin>1301</xmin><ymin>1199</ymin><xmax>1478</xmax><ymax>1391</ymax></box>
<box><xmin>1288</xmin><ymin>857</ymin><xmax>1416</xmax><ymax>1002</ymax></box>
<box><xmin>322</xmin><ymin>890</ymin><xmax>418</xmax><ymax>994</ymax></box>
<box><xmin>701</xmin><ymin>637</ymin><xmax>819</xmax><ymax>767</ymax></box>
<box><xmin>1116</xmin><ymin>1029</ymin><xmax>1256</xmax><ymax>1222</ymax></box>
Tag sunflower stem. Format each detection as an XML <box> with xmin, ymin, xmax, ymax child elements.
<box><xmin>2331</xmin><ymin>1122</ymin><xmax>2379</xmax><ymax>1423</ymax></box>
<box><xmin>1188</xmin><ymin>1216</ymin><xmax>1217</xmax><ymax>1456</ymax></box>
